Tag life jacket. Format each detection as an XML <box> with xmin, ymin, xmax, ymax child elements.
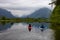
<box><xmin>28</xmin><ymin>24</ymin><xmax>32</xmax><ymax>32</ymax></box>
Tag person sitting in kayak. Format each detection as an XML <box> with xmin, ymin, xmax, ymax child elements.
<box><xmin>28</xmin><ymin>24</ymin><xmax>32</xmax><ymax>32</ymax></box>
<box><xmin>40</xmin><ymin>25</ymin><xmax>45</xmax><ymax>32</ymax></box>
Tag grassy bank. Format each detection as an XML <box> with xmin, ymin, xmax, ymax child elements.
<box><xmin>0</xmin><ymin>18</ymin><xmax>49</xmax><ymax>23</ymax></box>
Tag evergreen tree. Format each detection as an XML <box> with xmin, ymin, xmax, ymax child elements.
<box><xmin>50</xmin><ymin>0</ymin><xmax>60</xmax><ymax>40</ymax></box>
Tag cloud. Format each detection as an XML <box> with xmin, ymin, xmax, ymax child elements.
<box><xmin>0</xmin><ymin>0</ymin><xmax>51</xmax><ymax>9</ymax></box>
<box><xmin>7</xmin><ymin>9</ymin><xmax>36</xmax><ymax>17</ymax></box>
<box><xmin>0</xmin><ymin>0</ymin><xmax>52</xmax><ymax>17</ymax></box>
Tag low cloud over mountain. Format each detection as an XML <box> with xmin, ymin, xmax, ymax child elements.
<box><xmin>21</xmin><ymin>7</ymin><xmax>51</xmax><ymax>18</ymax></box>
<box><xmin>0</xmin><ymin>8</ymin><xmax>15</xmax><ymax>18</ymax></box>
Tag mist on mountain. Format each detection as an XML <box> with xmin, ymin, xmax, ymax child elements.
<box><xmin>0</xmin><ymin>8</ymin><xmax>15</xmax><ymax>18</ymax></box>
<box><xmin>21</xmin><ymin>7</ymin><xmax>51</xmax><ymax>18</ymax></box>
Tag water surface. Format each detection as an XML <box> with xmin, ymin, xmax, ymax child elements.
<box><xmin>0</xmin><ymin>22</ymin><xmax>54</xmax><ymax>40</ymax></box>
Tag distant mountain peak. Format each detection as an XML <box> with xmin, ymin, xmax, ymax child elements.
<box><xmin>0</xmin><ymin>8</ymin><xmax>15</xmax><ymax>18</ymax></box>
<box><xmin>21</xmin><ymin>7</ymin><xmax>51</xmax><ymax>18</ymax></box>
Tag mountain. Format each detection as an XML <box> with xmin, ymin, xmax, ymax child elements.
<box><xmin>21</xmin><ymin>7</ymin><xmax>51</xmax><ymax>18</ymax></box>
<box><xmin>0</xmin><ymin>8</ymin><xmax>15</xmax><ymax>18</ymax></box>
<box><xmin>0</xmin><ymin>7</ymin><xmax>51</xmax><ymax>18</ymax></box>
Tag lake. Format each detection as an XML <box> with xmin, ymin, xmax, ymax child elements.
<box><xmin>0</xmin><ymin>22</ymin><xmax>54</xmax><ymax>40</ymax></box>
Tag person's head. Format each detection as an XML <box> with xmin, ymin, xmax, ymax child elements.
<box><xmin>29</xmin><ymin>24</ymin><xmax>31</xmax><ymax>25</ymax></box>
<box><xmin>29</xmin><ymin>24</ymin><xmax>31</xmax><ymax>27</ymax></box>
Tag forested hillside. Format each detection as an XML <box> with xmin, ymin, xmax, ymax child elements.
<box><xmin>50</xmin><ymin>0</ymin><xmax>60</xmax><ymax>40</ymax></box>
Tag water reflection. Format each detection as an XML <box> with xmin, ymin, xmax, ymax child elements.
<box><xmin>0</xmin><ymin>22</ymin><xmax>54</xmax><ymax>40</ymax></box>
<box><xmin>0</xmin><ymin>22</ymin><xmax>50</xmax><ymax>32</ymax></box>
<box><xmin>0</xmin><ymin>22</ymin><xmax>50</xmax><ymax>31</ymax></box>
<box><xmin>0</xmin><ymin>22</ymin><xmax>14</xmax><ymax>32</ymax></box>
<box><xmin>30</xmin><ymin>22</ymin><xmax>50</xmax><ymax>29</ymax></box>
<box><xmin>27</xmin><ymin>22</ymin><xmax>50</xmax><ymax>32</ymax></box>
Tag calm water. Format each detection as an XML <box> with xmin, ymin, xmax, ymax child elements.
<box><xmin>0</xmin><ymin>22</ymin><xmax>54</xmax><ymax>40</ymax></box>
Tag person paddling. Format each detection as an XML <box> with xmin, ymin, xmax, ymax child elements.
<box><xmin>40</xmin><ymin>25</ymin><xmax>45</xmax><ymax>32</ymax></box>
<box><xmin>28</xmin><ymin>24</ymin><xmax>32</xmax><ymax>32</ymax></box>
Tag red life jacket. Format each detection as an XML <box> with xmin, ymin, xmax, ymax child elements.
<box><xmin>28</xmin><ymin>24</ymin><xmax>32</xmax><ymax>31</ymax></box>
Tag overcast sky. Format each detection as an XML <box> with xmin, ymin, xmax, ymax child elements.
<box><xmin>0</xmin><ymin>0</ymin><xmax>52</xmax><ymax>17</ymax></box>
